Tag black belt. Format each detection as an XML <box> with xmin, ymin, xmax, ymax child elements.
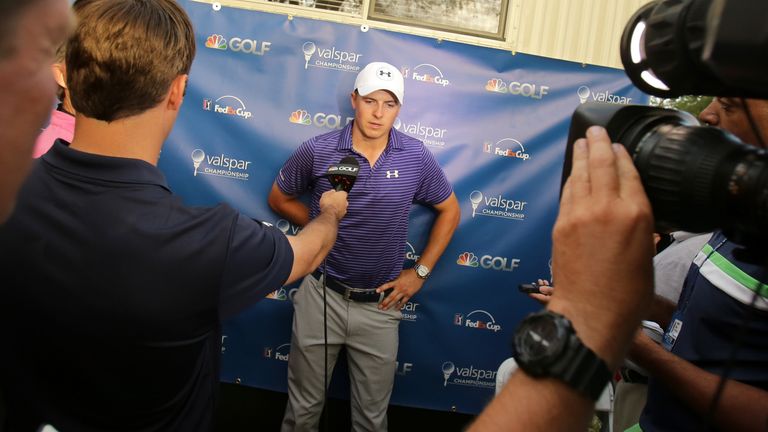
<box><xmin>311</xmin><ymin>270</ymin><xmax>391</xmax><ymax>303</ymax></box>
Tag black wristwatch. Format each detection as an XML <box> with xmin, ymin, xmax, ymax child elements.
<box><xmin>513</xmin><ymin>310</ymin><xmax>611</xmax><ymax>401</ymax></box>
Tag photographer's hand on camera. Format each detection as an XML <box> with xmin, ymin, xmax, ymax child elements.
<box><xmin>548</xmin><ymin>126</ymin><xmax>655</xmax><ymax>369</ymax></box>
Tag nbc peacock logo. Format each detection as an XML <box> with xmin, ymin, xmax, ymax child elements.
<box><xmin>457</xmin><ymin>252</ymin><xmax>479</xmax><ymax>268</ymax></box>
<box><xmin>289</xmin><ymin>110</ymin><xmax>311</xmax><ymax>125</ymax></box>
<box><xmin>485</xmin><ymin>78</ymin><xmax>508</xmax><ymax>93</ymax></box>
<box><xmin>205</xmin><ymin>34</ymin><xmax>227</xmax><ymax>50</ymax></box>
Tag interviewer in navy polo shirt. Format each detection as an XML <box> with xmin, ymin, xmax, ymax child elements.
<box><xmin>270</xmin><ymin>62</ymin><xmax>461</xmax><ymax>432</ymax></box>
<box><xmin>0</xmin><ymin>1</ymin><xmax>347</xmax><ymax>431</ymax></box>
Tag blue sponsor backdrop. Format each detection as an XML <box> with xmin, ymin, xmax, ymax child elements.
<box><xmin>162</xmin><ymin>0</ymin><xmax>648</xmax><ymax>415</ymax></box>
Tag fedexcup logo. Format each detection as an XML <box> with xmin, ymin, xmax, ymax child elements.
<box><xmin>441</xmin><ymin>361</ymin><xmax>497</xmax><ymax>389</ymax></box>
<box><xmin>468</xmin><ymin>190</ymin><xmax>527</xmax><ymax>221</ymax></box>
<box><xmin>263</xmin><ymin>343</ymin><xmax>290</xmax><ymax>362</ymax></box>
<box><xmin>404</xmin><ymin>242</ymin><xmax>421</xmax><ymax>263</ymax></box>
<box><xmin>482</xmin><ymin>138</ymin><xmax>530</xmax><ymax>160</ymax></box>
<box><xmin>577</xmin><ymin>85</ymin><xmax>632</xmax><ymax>104</ymax></box>
<box><xmin>301</xmin><ymin>40</ymin><xmax>362</xmax><ymax>72</ymax></box>
<box><xmin>453</xmin><ymin>310</ymin><xmax>502</xmax><ymax>332</ymax></box>
<box><xmin>190</xmin><ymin>148</ymin><xmax>252</xmax><ymax>181</ymax></box>
<box><xmin>401</xmin><ymin>63</ymin><xmax>450</xmax><ymax>87</ymax></box>
<box><xmin>203</xmin><ymin>95</ymin><xmax>253</xmax><ymax>120</ymax></box>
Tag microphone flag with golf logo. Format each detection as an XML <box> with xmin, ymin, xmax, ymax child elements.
<box><xmin>326</xmin><ymin>156</ymin><xmax>359</xmax><ymax>192</ymax></box>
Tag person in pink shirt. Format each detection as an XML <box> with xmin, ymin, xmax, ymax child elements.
<box><xmin>33</xmin><ymin>43</ymin><xmax>75</xmax><ymax>158</ymax></box>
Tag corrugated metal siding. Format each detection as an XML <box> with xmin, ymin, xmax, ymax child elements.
<box><xmin>510</xmin><ymin>0</ymin><xmax>654</xmax><ymax>67</ymax></box>
<box><xmin>197</xmin><ymin>0</ymin><xmax>655</xmax><ymax>69</ymax></box>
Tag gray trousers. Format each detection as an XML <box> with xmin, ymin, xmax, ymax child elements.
<box><xmin>281</xmin><ymin>274</ymin><xmax>402</xmax><ymax>432</ymax></box>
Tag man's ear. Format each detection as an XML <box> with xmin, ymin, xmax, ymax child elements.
<box><xmin>52</xmin><ymin>63</ymin><xmax>67</xmax><ymax>89</ymax></box>
<box><xmin>167</xmin><ymin>74</ymin><xmax>188</xmax><ymax>111</ymax></box>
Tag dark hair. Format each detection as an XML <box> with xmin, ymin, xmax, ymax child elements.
<box><xmin>67</xmin><ymin>0</ymin><xmax>195</xmax><ymax>121</ymax></box>
<box><xmin>0</xmin><ymin>0</ymin><xmax>45</xmax><ymax>59</ymax></box>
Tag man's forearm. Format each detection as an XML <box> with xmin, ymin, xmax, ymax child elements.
<box><xmin>417</xmin><ymin>196</ymin><xmax>459</xmax><ymax>269</ymax></box>
<box><xmin>284</xmin><ymin>206</ymin><xmax>343</xmax><ymax>284</ymax></box>
<box><xmin>633</xmin><ymin>336</ymin><xmax>768</xmax><ymax>431</ymax></box>
<box><xmin>469</xmin><ymin>369</ymin><xmax>594</xmax><ymax>432</ymax></box>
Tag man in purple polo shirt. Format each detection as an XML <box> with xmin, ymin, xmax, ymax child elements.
<box><xmin>269</xmin><ymin>61</ymin><xmax>460</xmax><ymax>431</ymax></box>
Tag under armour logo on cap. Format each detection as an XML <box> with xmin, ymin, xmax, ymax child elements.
<box><xmin>354</xmin><ymin>61</ymin><xmax>405</xmax><ymax>105</ymax></box>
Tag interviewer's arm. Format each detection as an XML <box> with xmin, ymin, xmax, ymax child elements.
<box><xmin>470</xmin><ymin>126</ymin><xmax>655</xmax><ymax>431</ymax></box>
<box><xmin>630</xmin><ymin>332</ymin><xmax>768</xmax><ymax>432</ymax></box>
<box><xmin>283</xmin><ymin>189</ymin><xmax>347</xmax><ymax>284</ymax></box>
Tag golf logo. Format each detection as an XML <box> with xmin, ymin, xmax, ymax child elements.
<box><xmin>456</xmin><ymin>251</ymin><xmax>521</xmax><ymax>272</ymax></box>
<box><xmin>482</xmin><ymin>138</ymin><xmax>531</xmax><ymax>160</ymax></box>
<box><xmin>401</xmin><ymin>63</ymin><xmax>450</xmax><ymax>87</ymax></box>
<box><xmin>205</xmin><ymin>33</ymin><xmax>271</xmax><ymax>55</ymax></box>
<box><xmin>189</xmin><ymin>148</ymin><xmax>252</xmax><ymax>181</ymax></box>
<box><xmin>468</xmin><ymin>190</ymin><xmax>527</xmax><ymax>221</ymax></box>
<box><xmin>289</xmin><ymin>109</ymin><xmax>353</xmax><ymax>130</ymax></box>
<box><xmin>441</xmin><ymin>361</ymin><xmax>496</xmax><ymax>389</ymax></box>
<box><xmin>205</xmin><ymin>34</ymin><xmax>226</xmax><ymax>50</ymax></box>
<box><xmin>485</xmin><ymin>78</ymin><xmax>549</xmax><ymax>99</ymax></box>
<box><xmin>453</xmin><ymin>310</ymin><xmax>502</xmax><ymax>332</ymax></box>
<box><xmin>301</xmin><ymin>40</ymin><xmax>363</xmax><ymax>72</ymax></box>
<box><xmin>456</xmin><ymin>252</ymin><xmax>479</xmax><ymax>268</ymax></box>
<box><xmin>576</xmin><ymin>85</ymin><xmax>633</xmax><ymax>104</ymax></box>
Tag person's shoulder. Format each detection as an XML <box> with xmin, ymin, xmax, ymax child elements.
<box><xmin>393</xmin><ymin>129</ymin><xmax>427</xmax><ymax>153</ymax></box>
<box><xmin>308</xmin><ymin>128</ymin><xmax>344</xmax><ymax>147</ymax></box>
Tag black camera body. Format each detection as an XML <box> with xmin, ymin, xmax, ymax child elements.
<box><xmin>563</xmin><ymin>0</ymin><xmax>768</xmax><ymax>250</ymax></box>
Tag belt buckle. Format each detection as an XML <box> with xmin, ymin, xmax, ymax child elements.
<box><xmin>343</xmin><ymin>287</ymin><xmax>353</xmax><ymax>301</ymax></box>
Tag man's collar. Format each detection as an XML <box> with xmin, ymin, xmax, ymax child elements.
<box><xmin>42</xmin><ymin>140</ymin><xmax>170</xmax><ymax>191</ymax></box>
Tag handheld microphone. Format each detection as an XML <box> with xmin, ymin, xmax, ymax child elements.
<box><xmin>326</xmin><ymin>156</ymin><xmax>359</xmax><ymax>192</ymax></box>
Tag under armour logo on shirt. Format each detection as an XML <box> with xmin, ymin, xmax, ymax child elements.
<box><xmin>386</xmin><ymin>170</ymin><xmax>399</xmax><ymax>178</ymax></box>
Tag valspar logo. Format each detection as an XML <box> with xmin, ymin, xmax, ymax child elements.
<box><xmin>400</xmin><ymin>301</ymin><xmax>420</xmax><ymax>322</ymax></box>
<box><xmin>263</xmin><ymin>343</ymin><xmax>290</xmax><ymax>362</ymax></box>
<box><xmin>402</xmin><ymin>64</ymin><xmax>450</xmax><ymax>87</ymax></box>
<box><xmin>301</xmin><ymin>41</ymin><xmax>362</xmax><ymax>73</ymax></box>
<box><xmin>468</xmin><ymin>190</ymin><xmax>527</xmax><ymax>221</ymax></box>
<box><xmin>577</xmin><ymin>85</ymin><xmax>632</xmax><ymax>104</ymax></box>
<box><xmin>483</xmin><ymin>138</ymin><xmax>530</xmax><ymax>160</ymax></box>
<box><xmin>205</xmin><ymin>34</ymin><xmax>272</xmax><ymax>56</ymax></box>
<box><xmin>203</xmin><ymin>95</ymin><xmax>252</xmax><ymax>120</ymax></box>
<box><xmin>441</xmin><ymin>361</ymin><xmax>496</xmax><ymax>389</ymax></box>
<box><xmin>485</xmin><ymin>78</ymin><xmax>549</xmax><ymax>99</ymax></box>
<box><xmin>289</xmin><ymin>109</ymin><xmax>354</xmax><ymax>130</ymax></box>
<box><xmin>454</xmin><ymin>310</ymin><xmax>502</xmax><ymax>332</ymax></box>
<box><xmin>457</xmin><ymin>251</ymin><xmax>520</xmax><ymax>272</ymax></box>
<box><xmin>190</xmin><ymin>149</ymin><xmax>252</xmax><ymax>181</ymax></box>
<box><xmin>394</xmin><ymin>118</ymin><xmax>447</xmax><ymax>148</ymax></box>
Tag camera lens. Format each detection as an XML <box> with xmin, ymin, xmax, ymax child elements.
<box><xmin>564</xmin><ymin>103</ymin><xmax>768</xmax><ymax>247</ymax></box>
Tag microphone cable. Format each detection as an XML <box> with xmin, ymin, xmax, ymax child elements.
<box><xmin>322</xmin><ymin>258</ymin><xmax>329</xmax><ymax>432</ymax></box>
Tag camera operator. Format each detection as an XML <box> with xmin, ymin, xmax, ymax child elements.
<box><xmin>469</xmin><ymin>126</ymin><xmax>656</xmax><ymax>431</ymax></box>
<box><xmin>626</xmin><ymin>97</ymin><xmax>768</xmax><ymax>432</ymax></box>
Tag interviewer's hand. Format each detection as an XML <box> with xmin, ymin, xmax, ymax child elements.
<box><xmin>318</xmin><ymin>189</ymin><xmax>348</xmax><ymax>221</ymax></box>
<box><xmin>548</xmin><ymin>126</ymin><xmax>655</xmax><ymax>369</ymax></box>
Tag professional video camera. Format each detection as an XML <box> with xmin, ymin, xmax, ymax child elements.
<box><xmin>562</xmin><ymin>0</ymin><xmax>768</xmax><ymax>249</ymax></box>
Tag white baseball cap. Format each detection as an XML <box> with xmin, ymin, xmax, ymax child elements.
<box><xmin>354</xmin><ymin>62</ymin><xmax>404</xmax><ymax>105</ymax></box>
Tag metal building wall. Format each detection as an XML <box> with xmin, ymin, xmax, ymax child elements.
<box><xmin>196</xmin><ymin>0</ymin><xmax>653</xmax><ymax>69</ymax></box>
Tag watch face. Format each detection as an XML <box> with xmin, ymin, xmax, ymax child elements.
<box><xmin>515</xmin><ymin>313</ymin><xmax>569</xmax><ymax>367</ymax></box>
<box><xmin>416</xmin><ymin>265</ymin><xmax>429</xmax><ymax>277</ymax></box>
